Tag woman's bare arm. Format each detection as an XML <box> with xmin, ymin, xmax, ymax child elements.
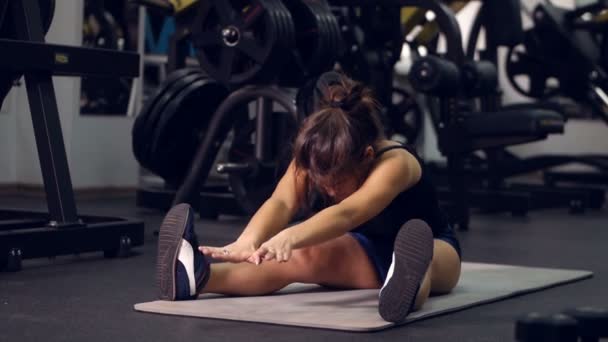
<box><xmin>285</xmin><ymin>149</ymin><xmax>422</xmax><ymax>249</ymax></box>
<box><xmin>237</xmin><ymin>160</ymin><xmax>306</xmax><ymax>247</ymax></box>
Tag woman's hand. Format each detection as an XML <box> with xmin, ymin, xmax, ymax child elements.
<box><xmin>200</xmin><ymin>239</ymin><xmax>258</xmax><ymax>263</ymax></box>
<box><xmin>250</xmin><ymin>230</ymin><xmax>295</xmax><ymax>264</ymax></box>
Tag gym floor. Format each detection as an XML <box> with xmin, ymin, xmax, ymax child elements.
<box><xmin>1</xmin><ymin>195</ymin><xmax>606</xmax><ymax>341</ymax></box>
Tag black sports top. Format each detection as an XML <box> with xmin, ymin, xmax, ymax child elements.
<box><xmin>351</xmin><ymin>144</ymin><xmax>450</xmax><ymax>243</ymax></box>
<box><xmin>308</xmin><ymin>143</ymin><xmax>450</xmax><ymax>241</ymax></box>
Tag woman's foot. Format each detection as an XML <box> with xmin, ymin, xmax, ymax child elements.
<box><xmin>156</xmin><ymin>203</ymin><xmax>210</xmax><ymax>301</ymax></box>
<box><xmin>378</xmin><ymin>219</ymin><xmax>433</xmax><ymax>322</ymax></box>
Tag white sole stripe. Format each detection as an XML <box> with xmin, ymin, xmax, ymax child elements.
<box><xmin>177</xmin><ymin>239</ymin><xmax>197</xmax><ymax>296</ymax></box>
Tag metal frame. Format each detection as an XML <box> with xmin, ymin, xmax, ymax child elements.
<box><xmin>0</xmin><ymin>0</ymin><xmax>144</xmax><ymax>270</ymax></box>
<box><xmin>174</xmin><ymin>85</ymin><xmax>296</xmax><ymax>206</ymax></box>
<box><xmin>455</xmin><ymin>0</ymin><xmax>608</xmax><ymax>226</ymax></box>
<box><xmin>130</xmin><ymin>0</ymin><xmax>471</xmax><ymax>224</ymax></box>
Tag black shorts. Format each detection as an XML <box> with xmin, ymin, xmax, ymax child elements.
<box><xmin>350</xmin><ymin>224</ymin><xmax>462</xmax><ymax>283</ymax></box>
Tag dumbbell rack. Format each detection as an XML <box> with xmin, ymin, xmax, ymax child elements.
<box><xmin>0</xmin><ymin>0</ymin><xmax>144</xmax><ymax>271</ymax></box>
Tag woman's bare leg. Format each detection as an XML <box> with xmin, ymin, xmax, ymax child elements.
<box><xmin>202</xmin><ymin>234</ymin><xmax>381</xmax><ymax>296</ymax></box>
<box><xmin>414</xmin><ymin>239</ymin><xmax>462</xmax><ymax>310</ymax></box>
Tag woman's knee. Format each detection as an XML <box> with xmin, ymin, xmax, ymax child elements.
<box><xmin>429</xmin><ymin>239</ymin><xmax>462</xmax><ymax>294</ymax></box>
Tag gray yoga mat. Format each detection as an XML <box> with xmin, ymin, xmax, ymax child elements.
<box><xmin>134</xmin><ymin>262</ymin><xmax>592</xmax><ymax>332</ymax></box>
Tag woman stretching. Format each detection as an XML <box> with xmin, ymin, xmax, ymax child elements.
<box><xmin>155</xmin><ymin>74</ymin><xmax>462</xmax><ymax>323</ymax></box>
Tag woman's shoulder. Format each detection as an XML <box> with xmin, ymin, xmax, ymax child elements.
<box><xmin>369</xmin><ymin>140</ymin><xmax>422</xmax><ymax>188</ymax></box>
<box><xmin>374</xmin><ymin>140</ymin><xmax>420</xmax><ymax>164</ymax></box>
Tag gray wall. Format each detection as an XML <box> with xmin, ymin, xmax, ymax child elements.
<box><xmin>0</xmin><ymin>0</ymin><xmax>139</xmax><ymax>189</ymax></box>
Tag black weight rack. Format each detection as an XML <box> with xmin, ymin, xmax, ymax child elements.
<box><xmin>0</xmin><ymin>0</ymin><xmax>144</xmax><ymax>271</ymax></box>
<box><xmin>134</xmin><ymin>0</ymin><xmax>463</xmax><ymax>220</ymax></box>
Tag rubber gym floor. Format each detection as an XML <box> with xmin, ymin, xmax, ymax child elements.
<box><xmin>1</xmin><ymin>194</ymin><xmax>606</xmax><ymax>341</ymax></box>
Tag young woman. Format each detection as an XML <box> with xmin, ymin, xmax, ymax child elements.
<box><xmin>156</xmin><ymin>74</ymin><xmax>462</xmax><ymax>323</ymax></box>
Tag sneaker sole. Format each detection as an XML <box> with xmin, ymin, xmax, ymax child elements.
<box><xmin>156</xmin><ymin>203</ymin><xmax>191</xmax><ymax>301</ymax></box>
<box><xmin>378</xmin><ymin>219</ymin><xmax>434</xmax><ymax>323</ymax></box>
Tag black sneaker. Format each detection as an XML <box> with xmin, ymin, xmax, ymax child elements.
<box><xmin>156</xmin><ymin>203</ymin><xmax>210</xmax><ymax>301</ymax></box>
<box><xmin>378</xmin><ymin>219</ymin><xmax>433</xmax><ymax>322</ymax></box>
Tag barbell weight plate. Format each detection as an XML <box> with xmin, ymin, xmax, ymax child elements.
<box><xmin>505</xmin><ymin>30</ymin><xmax>561</xmax><ymax>99</ymax></box>
<box><xmin>278</xmin><ymin>0</ymin><xmax>326</xmax><ymax>85</ymax></box>
<box><xmin>150</xmin><ymin>78</ymin><xmax>230</xmax><ymax>184</ymax></box>
<box><xmin>327</xmin><ymin>4</ymin><xmax>345</xmax><ymax>64</ymax></box>
<box><xmin>270</xmin><ymin>0</ymin><xmax>296</xmax><ymax>72</ymax></box>
<box><xmin>134</xmin><ymin>71</ymin><xmax>206</xmax><ymax>169</ymax></box>
<box><xmin>192</xmin><ymin>0</ymin><xmax>282</xmax><ymax>85</ymax></box>
<box><xmin>149</xmin><ymin>74</ymin><xmax>214</xmax><ymax>158</ymax></box>
<box><xmin>311</xmin><ymin>1</ymin><xmax>333</xmax><ymax>75</ymax></box>
<box><xmin>265</xmin><ymin>0</ymin><xmax>286</xmax><ymax>79</ymax></box>
<box><xmin>131</xmin><ymin>68</ymin><xmax>198</xmax><ymax>162</ymax></box>
<box><xmin>132</xmin><ymin>68</ymin><xmax>201</xmax><ymax>166</ymax></box>
<box><xmin>142</xmin><ymin>72</ymin><xmax>207</xmax><ymax>165</ymax></box>
<box><xmin>319</xmin><ymin>2</ymin><xmax>342</xmax><ymax>69</ymax></box>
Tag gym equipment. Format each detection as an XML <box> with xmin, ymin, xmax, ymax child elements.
<box><xmin>409</xmin><ymin>51</ymin><xmax>569</xmax><ymax>229</ymax></box>
<box><xmin>502</xmin><ymin>2</ymin><xmax>608</xmax><ymax>124</ymax></box>
<box><xmin>191</xmin><ymin>0</ymin><xmax>296</xmax><ymax>85</ymax></box>
<box><xmin>279</xmin><ymin>0</ymin><xmax>343</xmax><ymax>85</ymax></box>
<box><xmin>563</xmin><ymin>307</ymin><xmax>608</xmax><ymax>342</ymax></box>
<box><xmin>224</xmin><ymin>109</ymin><xmax>296</xmax><ymax>215</ymax></box>
<box><xmin>149</xmin><ymin>76</ymin><xmax>229</xmax><ymax>182</ymax></box>
<box><xmin>132</xmin><ymin>0</ymin><xmax>201</xmax><ymax>72</ymax></box>
<box><xmin>409</xmin><ymin>55</ymin><xmax>461</xmax><ymax>97</ymax></box>
<box><xmin>174</xmin><ymin>85</ymin><xmax>297</xmax><ymax>215</ymax></box>
<box><xmin>132</xmin><ymin>68</ymin><xmax>202</xmax><ymax>170</ymax></box>
<box><xmin>0</xmin><ymin>0</ymin><xmax>143</xmax><ymax>271</ymax></box>
<box><xmin>454</xmin><ymin>0</ymin><xmax>608</xmax><ymax>223</ymax></box>
<box><xmin>132</xmin><ymin>0</ymin><xmax>477</xmax><ymax>219</ymax></box>
<box><xmin>80</xmin><ymin>0</ymin><xmax>132</xmax><ymax>114</ymax></box>
<box><xmin>133</xmin><ymin>69</ymin><xmax>230</xmax><ymax>185</ymax></box>
<box><xmin>385</xmin><ymin>86</ymin><xmax>423</xmax><ymax>144</ymax></box>
<box><xmin>135</xmin><ymin>70</ymin><xmax>208</xmax><ymax>177</ymax></box>
<box><xmin>296</xmin><ymin>71</ymin><xmax>423</xmax><ymax>144</ymax></box>
<box><xmin>515</xmin><ymin>313</ymin><xmax>578</xmax><ymax>342</ymax></box>
<box><xmin>135</xmin><ymin>262</ymin><xmax>592</xmax><ymax>332</ymax></box>
<box><xmin>0</xmin><ymin>0</ymin><xmax>55</xmax><ymax>106</ymax></box>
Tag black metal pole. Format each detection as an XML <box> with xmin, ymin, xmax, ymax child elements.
<box><xmin>255</xmin><ymin>98</ymin><xmax>273</xmax><ymax>162</ymax></box>
<box><xmin>12</xmin><ymin>0</ymin><xmax>80</xmax><ymax>225</ymax></box>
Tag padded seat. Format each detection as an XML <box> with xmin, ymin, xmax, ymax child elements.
<box><xmin>464</xmin><ymin>108</ymin><xmax>564</xmax><ymax>138</ymax></box>
<box><xmin>439</xmin><ymin>108</ymin><xmax>566</xmax><ymax>154</ymax></box>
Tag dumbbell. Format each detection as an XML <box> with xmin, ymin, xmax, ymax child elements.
<box><xmin>563</xmin><ymin>307</ymin><xmax>608</xmax><ymax>342</ymax></box>
<box><xmin>515</xmin><ymin>312</ymin><xmax>578</xmax><ymax>342</ymax></box>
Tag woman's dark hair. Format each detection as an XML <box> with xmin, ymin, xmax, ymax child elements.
<box><xmin>293</xmin><ymin>73</ymin><xmax>385</xmax><ymax>205</ymax></box>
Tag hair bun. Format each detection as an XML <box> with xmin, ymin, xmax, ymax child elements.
<box><xmin>327</xmin><ymin>82</ymin><xmax>363</xmax><ymax>111</ymax></box>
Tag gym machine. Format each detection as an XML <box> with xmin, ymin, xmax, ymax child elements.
<box><xmin>471</xmin><ymin>0</ymin><xmax>608</xmax><ymax>188</ymax></box>
<box><xmin>131</xmin><ymin>0</ymin><xmax>429</xmax><ymax>219</ymax></box>
<box><xmin>448</xmin><ymin>0</ymin><xmax>608</xmax><ymax>218</ymax></box>
<box><xmin>0</xmin><ymin>0</ymin><xmax>144</xmax><ymax>271</ymax></box>
<box><xmin>405</xmin><ymin>0</ymin><xmax>599</xmax><ymax>230</ymax></box>
<box><xmin>167</xmin><ymin>0</ymin><xmax>467</xmax><ymax>217</ymax></box>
